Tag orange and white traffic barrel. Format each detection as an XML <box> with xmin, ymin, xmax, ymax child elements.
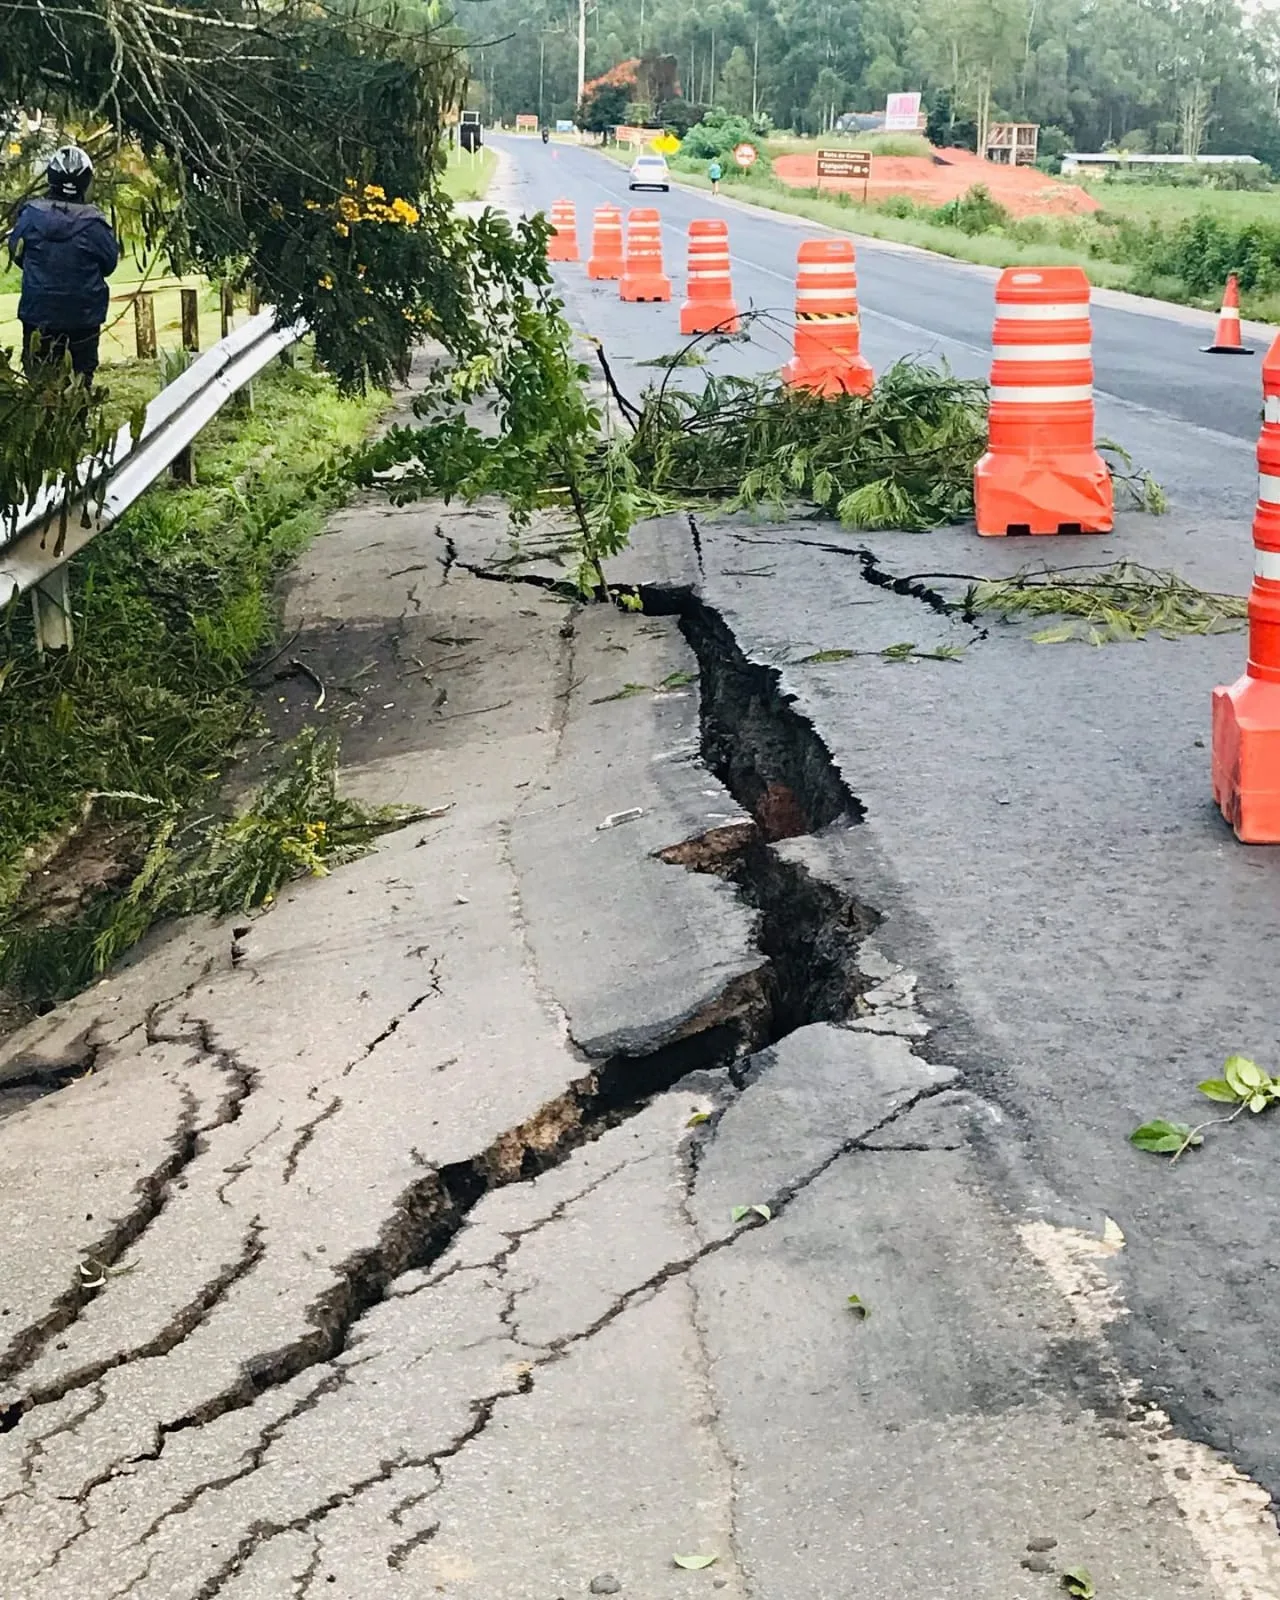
<box><xmin>973</xmin><ymin>265</ymin><xmax>1112</xmax><ymax>537</ymax></box>
<box><xmin>547</xmin><ymin>199</ymin><xmax>579</xmax><ymax>263</ymax></box>
<box><xmin>587</xmin><ymin>205</ymin><xmax>625</xmax><ymax>280</ymax></box>
<box><xmin>680</xmin><ymin>219</ymin><xmax>739</xmax><ymax>335</ymax></box>
<box><xmin>1212</xmin><ymin>333</ymin><xmax>1280</xmax><ymax>840</ymax></box>
<box><xmin>620</xmin><ymin>208</ymin><xmax>671</xmax><ymax>302</ymax></box>
<box><xmin>781</xmin><ymin>239</ymin><xmax>873</xmax><ymax>397</ymax></box>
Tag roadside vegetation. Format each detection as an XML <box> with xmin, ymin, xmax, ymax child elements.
<box><xmin>0</xmin><ymin>362</ymin><xmax>386</xmax><ymax>1000</ymax></box>
<box><xmin>440</xmin><ymin>144</ymin><xmax>498</xmax><ymax>202</ymax></box>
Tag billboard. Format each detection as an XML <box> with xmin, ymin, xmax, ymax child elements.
<box><xmin>884</xmin><ymin>92</ymin><xmax>922</xmax><ymax>132</ymax></box>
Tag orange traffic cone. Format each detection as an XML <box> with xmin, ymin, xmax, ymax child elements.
<box><xmin>1204</xmin><ymin>274</ymin><xmax>1254</xmax><ymax>354</ymax></box>
<box><xmin>680</xmin><ymin>220</ymin><xmax>739</xmax><ymax>335</ymax></box>
<box><xmin>781</xmin><ymin>239</ymin><xmax>873</xmax><ymax>397</ymax></box>
<box><xmin>547</xmin><ymin>199</ymin><xmax>579</xmax><ymax>263</ymax></box>
<box><xmin>619</xmin><ymin>209</ymin><xmax>671</xmax><ymax>302</ymax></box>
<box><xmin>587</xmin><ymin>205</ymin><xmax>624</xmax><ymax>280</ymax></box>
<box><xmin>1212</xmin><ymin>334</ymin><xmax>1280</xmax><ymax>840</ymax></box>
<box><xmin>973</xmin><ymin>265</ymin><xmax>1112</xmax><ymax>537</ymax></box>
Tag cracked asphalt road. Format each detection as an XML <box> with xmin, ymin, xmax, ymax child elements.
<box><xmin>0</xmin><ymin>158</ymin><xmax>1279</xmax><ymax>1599</ymax></box>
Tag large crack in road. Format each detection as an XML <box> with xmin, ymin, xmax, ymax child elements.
<box><xmin>4</xmin><ymin>527</ymin><xmax>1275</xmax><ymax>1597</ymax></box>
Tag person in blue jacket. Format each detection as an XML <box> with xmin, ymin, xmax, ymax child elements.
<box><xmin>8</xmin><ymin>145</ymin><xmax>119</xmax><ymax>383</ymax></box>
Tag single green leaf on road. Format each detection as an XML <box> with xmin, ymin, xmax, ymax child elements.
<box><xmin>847</xmin><ymin>1293</ymin><xmax>870</xmax><ymax>1319</ymax></box>
<box><xmin>1197</xmin><ymin>1078</ymin><xmax>1238</xmax><ymax>1104</ymax></box>
<box><xmin>1061</xmin><ymin>1567</ymin><xmax>1096</xmax><ymax>1598</ymax></box>
<box><xmin>1130</xmin><ymin>1119</ymin><xmax>1202</xmax><ymax>1155</ymax></box>
<box><xmin>673</xmin><ymin>1553</ymin><xmax>718</xmax><ymax>1570</ymax></box>
<box><xmin>1223</xmin><ymin>1055</ymin><xmax>1267</xmax><ymax>1096</ymax></box>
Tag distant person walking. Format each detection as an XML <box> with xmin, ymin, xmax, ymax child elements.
<box><xmin>8</xmin><ymin>145</ymin><xmax>119</xmax><ymax>384</ymax></box>
<box><xmin>707</xmin><ymin>157</ymin><xmax>722</xmax><ymax>196</ymax></box>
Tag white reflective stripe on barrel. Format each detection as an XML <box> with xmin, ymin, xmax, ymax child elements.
<box><xmin>797</xmin><ymin>287</ymin><xmax>855</xmax><ymax>301</ymax></box>
<box><xmin>1259</xmin><ymin>473</ymin><xmax>1280</xmax><ymax>505</ymax></box>
<box><xmin>989</xmin><ymin>384</ymin><xmax>1093</xmax><ymax>404</ymax></box>
<box><xmin>995</xmin><ymin>302</ymin><xmax>1091</xmax><ymax>321</ymax></box>
<box><xmin>1266</xmin><ymin>397</ymin><xmax>1280</xmax><ymax>424</ymax></box>
<box><xmin>1257</xmin><ymin>549</ymin><xmax>1280</xmax><ymax>580</ymax></box>
<box><xmin>992</xmin><ymin>344</ymin><xmax>1092</xmax><ymax>362</ymax></box>
<box><xmin>798</xmin><ymin>260</ymin><xmax>855</xmax><ymax>274</ymax></box>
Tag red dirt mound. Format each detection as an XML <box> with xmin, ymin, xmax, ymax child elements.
<box><xmin>771</xmin><ymin>146</ymin><xmax>1100</xmax><ymax>219</ymax></box>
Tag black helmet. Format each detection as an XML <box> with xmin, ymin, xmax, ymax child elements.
<box><xmin>46</xmin><ymin>145</ymin><xmax>93</xmax><ymax>201</ymax></box>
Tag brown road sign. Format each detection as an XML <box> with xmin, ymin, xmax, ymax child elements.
<box><xmin>817</xmin><ymin>148</ymin><xmax>872</xmax><ymax>180</ymax></box>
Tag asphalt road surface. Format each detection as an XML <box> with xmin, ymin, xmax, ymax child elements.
<box><xmin>0</xmin><ymin>149</ymin><xmax>1278</xmax><ymax>1600</ymax></box>
<box><xmin>499</xmin><ymin>134</ymin><xmax>1267</xmax><ymax>458</ymax></box>
<box><xmin>498</xmin><ymin>135</ymin><xmax>1280</xmax><ymax>1510</ymax></box>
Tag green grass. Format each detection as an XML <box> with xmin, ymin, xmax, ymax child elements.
<box><xmin>440</xmin><ymin>144</ymin><xmax>498</xmax><ymax>202</ymax></box>
<box><xmin>1085</xmin><ymin>181</ymin><xmax>1280</xmax><ymax>225</ymax></box>
<box><xmin>765</xmin><ymin>131</ymin><xmax>934</xmax><ymax>159</ymax></box>
<box><xmin>0</xmin><ymin>359</ymin><xmax>387</xmax><ymax>996</ymax></box>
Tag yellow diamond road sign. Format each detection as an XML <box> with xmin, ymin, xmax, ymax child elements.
<box><xmin>651</xmin><ymin>133</ymin><xmax>681</xmax><ymax>155</ymax></box>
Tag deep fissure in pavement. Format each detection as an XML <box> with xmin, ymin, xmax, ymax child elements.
<box><xmin>645</xmin><ymin>583</ymin><xmax>880</xmax><ymax>1042</ymax></box>
<box><xmin>0</xmin><ymin>583</ymin><xmax>888</xmax><ymax>1507</ymax></box>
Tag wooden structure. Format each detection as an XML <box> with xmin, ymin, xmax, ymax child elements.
<box><xmin>986</xmin><ymin>123</ymin><xmax>1039</xmax><ymax>166</ymax></box>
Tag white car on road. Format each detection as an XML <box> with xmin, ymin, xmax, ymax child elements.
<box><xmin>629</xmin><ymin>152</ymin><xmax>670</xmax><ymax>192</ymax></box>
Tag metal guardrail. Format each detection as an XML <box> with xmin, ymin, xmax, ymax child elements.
<box><xmin>1</xmin><ymin>309</ymin><xmax>306</xmax><ymax>641</ymax></box>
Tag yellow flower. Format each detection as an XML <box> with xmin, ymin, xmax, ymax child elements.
<box><xmin>344</xmin><ymin>176</ymin><xmax>357</xmax><ymax>189</ymax></box>
<box><xmin>317</xmin><ymin>273</ymin><xmax>334</xmax><ymax>290</ymax></box>
<box><xmin>390</xmin><ymin>197</ymin><xmax>419</xmax><ymax>225</ymax></box>
<box><xmin>363</xmin><ymin>183</ymin><xmax>386</xmax><ymax>200</ymax></box>
<box><xmin>269</xmin><ymin>201</ymin><xmax>284</xmax><ymax>220</ymax></box>
<box><xmin>304</xmin><ymin>199</ymin><xmax>322</xmax><ymax>211</ymax></box>
<box><xmin>334</xmin><ymin>221</ymin><xmax>349</xmax><ymax>237</ymax></box>
<box><xmin>337</xmin><ymin>194</ymin><xmax>360</xmax><ymax>220</ymax></box>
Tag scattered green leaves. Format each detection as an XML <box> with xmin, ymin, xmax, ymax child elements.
<box><xmin>636</xmin><ymin>348</ymin><xmax>707</xmax><ymax>368</ymax></box>
<box><xmin>846</xmin><ymin>1294</ymin><xmax>870</xmax><ymax>1319</ymax></box>
<box><xmin>797</xmin><ymin>642</ymin><xmax>965</xmax><ymax>666</ymax></box>
<box><xmin>672</xmin><ymin>1553</ymin><xmax>718</xmax><ymax>1570</ymax></box>
<box><xmin>1132</xmin><ymin>1055</ymin><xmax>1277</xmax><ymax>1161</ymax></box>
<box><xmin>687</xmin><ymin>1110</ymin><xmax>712</xmax><ymax>1127</ymax></box>
<box><xmin>967</xmin><ymin>562</ymin><xmax>1246</xmax><ymax>645</ymax></box>
<box><xmin>731</xmin><ymin>1204</ymin><xmax>772</xmax><ymax>1223</ymax></box>
<box><xmin>1061</xmin><ymin>1568</ymin><xmax>1097</xmax><ymax>1599</ymax></box>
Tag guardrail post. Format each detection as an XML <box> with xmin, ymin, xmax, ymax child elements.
<box><xmin>31</xmin><ymin>565</ymin><xmax>73</xmax><ymax>653</ymax></box>
<box><xmin>180</xmin><ymin>288</ymin><xmax>200</xmax><ymax>353</ymax></box>
<box><xmin>220</xmin><ymin>283</ymin><xmax>234</xmax><ymax>340</ymax></box>
<box><xmin>133</xmin><ymin>293</ymin><xmax>157</xmax><ymax>360</ymax></box>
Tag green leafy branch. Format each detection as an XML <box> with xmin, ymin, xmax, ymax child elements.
<box><xmin>965</xmin><ymin>561</ymin><xmax>1246</xmax><ymax>645</ymax></box>
<box><xmin>1132</xmin><ymin>1055</ymin><xmax>1279</xmax><ymax>1161</ymax></box>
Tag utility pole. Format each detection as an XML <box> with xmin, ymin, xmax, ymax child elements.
<box><xmin>577</xmin><ymin>0</ymin><xmax>586</xmax><ymax>107</ymax></box>
<box><xmin>752</xmin><ymin>21</ymin><xmax>759</xmax><ymax>118</ymax></box>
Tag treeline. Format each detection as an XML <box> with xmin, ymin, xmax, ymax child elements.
<box><xmin>464</xmin><ymin>0</ymin><xmax>1280</xmax><ymax>165</ymax></box>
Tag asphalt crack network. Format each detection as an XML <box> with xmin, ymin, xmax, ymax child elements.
<box><xmin>0</xmin><ymin>1019</ymin><xmax>257</xmax><ymax>1411</ymax></box>
<box><xmin>8</xmin><ymin>578</ymin><xmax>958</xmax><ymax>1593</ymax></box>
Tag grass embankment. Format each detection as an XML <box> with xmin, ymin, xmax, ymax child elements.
<box><xmin>0</xmin><ymin>359</ymin><xmax>386</xmax><ymax>997</ymax></box>
<box><xmin>440</xmin><ymin>144</ymin><xmax>498</xmax><ymax>202</ymax></box>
